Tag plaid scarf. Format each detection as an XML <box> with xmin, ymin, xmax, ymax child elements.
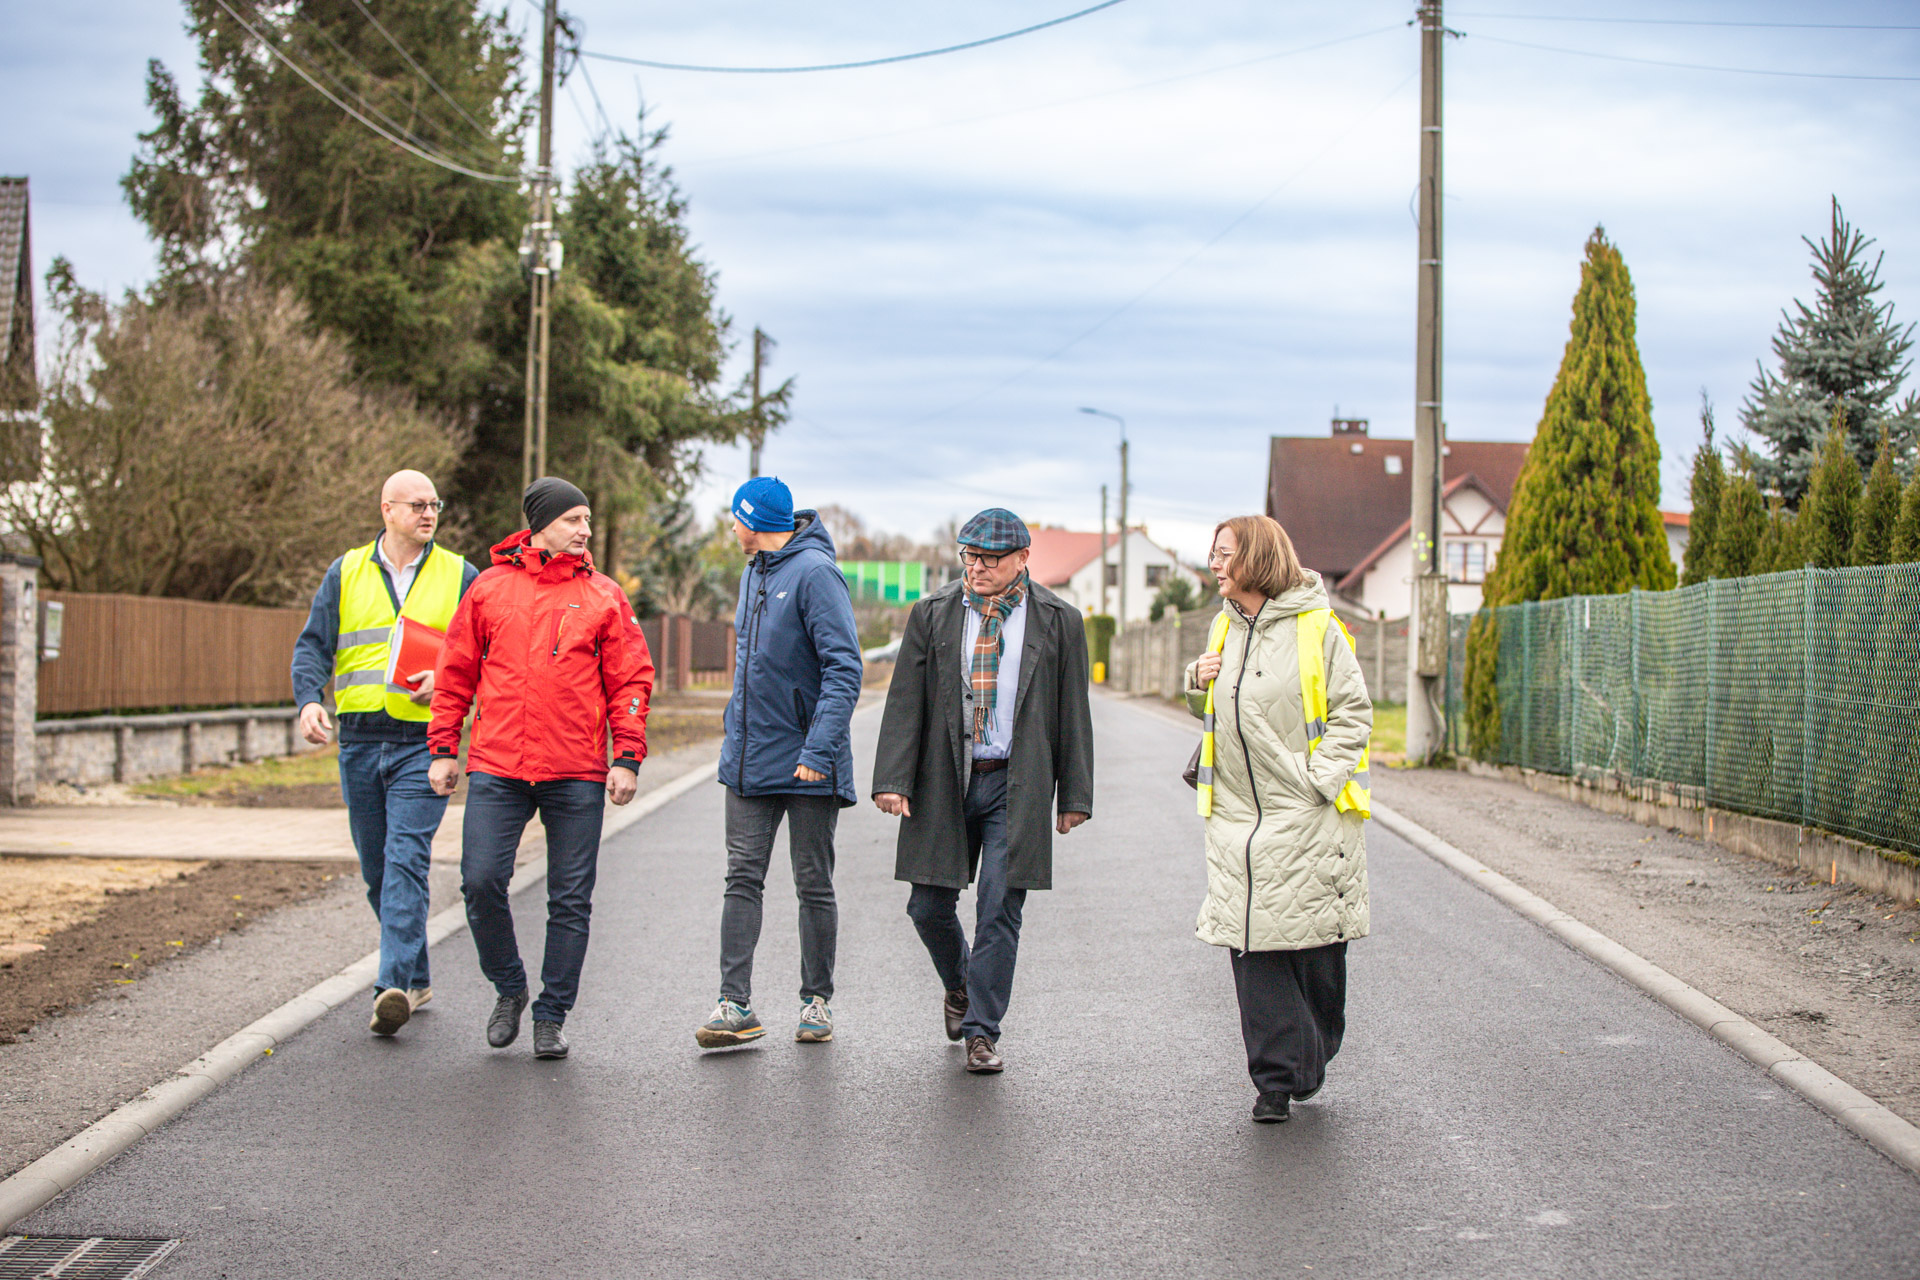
<box><xmin>965</xmin><ymin>571</ymin><xmax>1028</xmax><ymax>743</ymax></box>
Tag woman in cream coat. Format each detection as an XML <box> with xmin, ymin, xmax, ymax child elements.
<box><xmin>1186</xmin><ymin>515</ymin><xmax>1371</xmax><ymax>1123</ymax></box>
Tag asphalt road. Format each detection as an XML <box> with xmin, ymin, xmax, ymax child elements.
<box><xmin>18</xmin><ymin>695</ymin><xmax>1920</xmax><ymax>1279</ymax></box>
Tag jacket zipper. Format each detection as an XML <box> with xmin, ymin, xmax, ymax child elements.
<box><xmin>1231</xmin><ymin>604</ymin><xmax>1264</xmax><ymax>952</ymax></box>
<box><xmin>736</xmin><ymin>557</ymin><xmax>766</xmax><ymax>791</ymax></box>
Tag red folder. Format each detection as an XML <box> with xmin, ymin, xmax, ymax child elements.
<box><xmin>385</xmin><ymin>615</ymin><xmax>448</xmax><ymax>690</ymax></box>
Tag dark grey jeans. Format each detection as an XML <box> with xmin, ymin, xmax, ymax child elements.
<box><xmin>719</xmin><ymin>788</ymin><xmax>840</xmax><ymax>1006</ymax></box>
<box><xmin>905</xmin><ymin>767</ymin><xmax>1024</xmax><ymax>1042</ymax></box>
<box><xmin>1229</xmin><ymin>942</ymin><xmax>1348</xmax><ymax>1097</ymax></box>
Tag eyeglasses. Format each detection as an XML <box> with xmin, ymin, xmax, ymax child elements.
<box><xmin>389</xmin><ymin>500</ymin><xmax>445</xmax><ymax>515</ymax></box>
<box><xmin>1207</xmin><ymin>548</ymin><xmax>1231</xmax><ymax>566</ymax></box>
<box><xmin>958</xmin><ymin>548</ymin><xmax>1011</xmax><ymax>568</ymax></box>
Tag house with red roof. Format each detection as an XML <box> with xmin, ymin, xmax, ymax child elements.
<box><xmin>1026</xmin><ymin>525</ymin><xmax>1204</xmax><ymax>624</ymax></box>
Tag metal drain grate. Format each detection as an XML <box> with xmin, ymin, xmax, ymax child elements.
<box><xmin>0</xmin><ymin>1236</ymin><xmax>181</xmax><ymax>1279</ymax></box>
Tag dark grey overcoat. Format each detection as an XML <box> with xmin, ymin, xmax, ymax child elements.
<box><xmin>871</xmin><ymin>579</ymin><xmax>1094</xmax><ymax>892</ymax></box>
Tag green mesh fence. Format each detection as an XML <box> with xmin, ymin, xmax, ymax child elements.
<box><xmin>1444</xmin><ymin>563</ymin><xmax>1920</xmax><ymax>857</ymax></box>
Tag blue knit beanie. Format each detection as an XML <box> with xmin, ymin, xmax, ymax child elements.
<box><xmin>732</xmin><ymin>476</ymin><xmax>795</xmax><ymax>532</ymax></box>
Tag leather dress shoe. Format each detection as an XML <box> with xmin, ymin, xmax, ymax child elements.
<box><xmin>943</xmin><ymin>987</ymin><xmax>969</xmax><ymax>1042</ymax></box>
<box><xmin>964</xmin><ymin>1035</ymin><xmax>1003</xmax><ymax>1073</ymax></box>
<box><xmin>487</xmin><ymin>990</ymin><xmax>529</xmax><ymax>1048</ymax></box>
<box><xmin>533</xmin><ymin>1020</ymin><xmax>569</xmax><ymax>1060</ymax></box>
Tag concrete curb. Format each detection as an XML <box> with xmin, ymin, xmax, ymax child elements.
<box><xmin>1372</xmin><ymin>801</ymin><xmax>1920</xmax><ymax>1178</ymax></box>
<box><xmin>0</xmin><ymin>758</ymin><xmax>721</xmax><ymax>1230</ymax></box>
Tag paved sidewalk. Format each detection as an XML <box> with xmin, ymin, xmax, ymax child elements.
<box><xmin>0</xmin><ymin>804</ymin><xmax>520</xmax><ymax>865</ymax></box>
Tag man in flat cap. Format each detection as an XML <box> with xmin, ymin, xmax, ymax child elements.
<box><xmin>872</xmin><ymin>508</ymin><xmax>1094</xmax><ymax>1073</ymax></box>
<box><xmin>429</xmin><ymin>477</ymin><xmax>655</xmax><ymax>1060</ymax></box>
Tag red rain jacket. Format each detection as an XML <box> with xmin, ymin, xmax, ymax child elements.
<box><xmin>429</xmin><ymin>531</ymin><xmax>654</xmax><ymax>782</ymax></box>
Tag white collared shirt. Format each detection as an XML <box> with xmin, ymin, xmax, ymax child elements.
<box><xmin>961</xmin><ymin>596</ymin><xmax>1027</xmax><ymax>760</ymax></box>
<box><xmin>375</xmin><ymin>536</ymin><xmax>427</xmax><ymax>604</ymax></box>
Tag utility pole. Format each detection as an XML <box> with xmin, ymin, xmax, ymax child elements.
<box><xmin>1406</xmin><ymin>0</ymin><xmax>1448</xmax><ymax>761</ymax></box>
<box><xmin>520</xmin><ymin>0</ymin><xmax>560</xmax><ymax>492</ymax></box>
<box><xmin>748</xmin><ymin>326</ymin><xmax>770</xmax><ymax>478</ymax></box>
<box><xmin>1080</xmin><ymin>407</ymin><xmax>1128</xmax><ymax>628</ymax></box>
<box><xmin>1099</xmin><ymin>483</ymin><xmax>1110</xmax><ymax>618</ymax></box>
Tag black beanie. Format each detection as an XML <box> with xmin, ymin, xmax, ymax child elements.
<box><xmin>523</xmin><ymin>476</ymin><xmax>589</xmax><ymax>535</ymax></box>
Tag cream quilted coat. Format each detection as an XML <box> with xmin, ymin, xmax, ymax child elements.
<box><xmin>1183</xmin><ymin>572</ymin><xmax>1372</xmax><ymax>951</ymax></box>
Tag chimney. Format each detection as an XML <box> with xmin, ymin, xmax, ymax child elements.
<box><xmin>1331</xmin><ymin>417</ymin><xmax>1369</xmax><ymax>437</ymax></box>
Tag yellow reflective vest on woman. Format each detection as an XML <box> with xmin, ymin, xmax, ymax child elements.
<box><xmin>333</xmin><ymin>540</ymin><xmax>466</xmax><ymax>723</ymax></box>
<box><xmin>1184</xmin><ymin>571</ymin><xmax>1373</xmax><ymax>951</ymax></box>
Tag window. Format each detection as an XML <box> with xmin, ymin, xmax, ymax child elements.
<box><xmin>1445</xmin><ymin>541</ymin><xmax>1487</xmax><ymax>584</ymax></box>
<box><xmin>1104</xmin><ymin>563</ymin><xmax>1119</xmax><ymax>588</ymax></box>
<box><xmin>1145</xmin><ymin>565</ymin><xmax>1169</xmax><ymax>588</ymax></box>
<box><xmin>1384</xmin><ymin>455</ymin><xmax>1403</xmax><ymax>476</ymax></box>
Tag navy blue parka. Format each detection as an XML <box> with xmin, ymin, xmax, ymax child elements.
<box><xmin>718</xmin><ymin>511</ymin><xmax>863</xmax><ymax>806</ymax></box>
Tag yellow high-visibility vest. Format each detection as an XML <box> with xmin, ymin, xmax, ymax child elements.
<box><xmin>1197</xmin><ymin>607</ymin><xmax>1371</xmax><ymax>819</ymax></box>
<box><xmin>333</xmin><ymin>540</ymin><xmax>465</xmax><ymax>722</ymax></box>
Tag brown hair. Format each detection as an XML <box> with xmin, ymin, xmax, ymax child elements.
<box><xmin>1213</xmin><ymin>515</ymin><xmax>1306</xmax><ymax>600</ymax></box>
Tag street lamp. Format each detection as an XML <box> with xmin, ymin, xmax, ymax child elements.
<box><xmin>1079</xmin><ymin>407</ymin><xmax>1128</xmax><ymax>629</ymax></box>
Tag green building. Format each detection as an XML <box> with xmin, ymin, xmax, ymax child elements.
<box><xmin>842</xmin><ymin>561</ymin><xmax>929</xmax><ymax>605</ymax></box>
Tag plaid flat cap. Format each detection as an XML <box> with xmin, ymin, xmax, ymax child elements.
<box><xmin>957</xmin><ymin>508</ymin><xmax>1030</xmax><ymax>552</ymax></box>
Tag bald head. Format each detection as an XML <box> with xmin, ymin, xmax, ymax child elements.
<box><xmin>380</xmin><ymin>470</ymin><xmax>440</xmax><ymax>556</ymax></box>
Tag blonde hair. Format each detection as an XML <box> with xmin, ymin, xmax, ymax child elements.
<box><xmin>1213</xmin><ymin>515</ymin><xmax>1306</xmax><ymax>600</ymax></box>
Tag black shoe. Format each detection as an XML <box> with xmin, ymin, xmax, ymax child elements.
<box><xmin>1252</xmin><ymin>1092</ymin><xmax>1291</xmax><ymax>1124</ymax></box>
<box><xmin>487</xmin><ymin>990</ymin><xmax>529</xmax><ymax>1048</ymax></box>
<box><xmin>533</xmin><ymin>1020</ymin><xmax>569</xmax><ymax>1060</ymax></box>
<box><xmin>1290</xmin><ymin>1083</ymin><xmax>1322</xmax><ymax>1103</ymax></box>
<box><xmin>943</xmin><ymin>988</ymin><xmax>969</xmax><ymax>1042</ymax></box>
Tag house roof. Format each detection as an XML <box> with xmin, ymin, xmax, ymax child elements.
<box><xmin>1267</xmin><ymin>434</ymin><xmax>1530</xmax><ymax>580</ymax></box>
<box><xmin>1335</xmin><ymin>473</ymin><xmax>1503</xmax><ymax>593</ymax></box>
<box><xmin>1662</xmin><ymin>510</ymin><xmax>1689</xmax><ymax>528</ymax></box>
<box><xmin>0</xmin><ymin>176</ymin><xmax>31</xmax><ymax>405</ymax></box>
<box><xmin>1026</xmin><ymin>527</ymin><xmax>1117</xmax><ymax>586</ymax></box>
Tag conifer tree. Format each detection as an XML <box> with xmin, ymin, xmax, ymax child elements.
<box><xmin>1853</xmin><ymin>427</ymin><xmax>1902</xmax><ymax>565</ymax></box>
<box><xmin>1466</xmin><ymin>227</ymin><xmax>1673</xmax><ymax>755</ymax></box>
<box><xmin>1802</xmin><ymin>416</ymin><xmax>1862</xmax><ymax>568</ymax></box>
<box><xmin>1893</xmin><ymin>467</ymin><xmax>1920</xmax><ymax>563</ymax></box>
<box><xmin>1715</xmin><ymin>456</ymin><xmax>1766</xmax><ymax>579</ymax></box>
<box><xmin>1741</xmin><ymin>199</ymin><xmax>1919</xmax><ymax>506</ymax></box>
<box><xmin>1681</xmin><ymin>395</ymin><xmax>1724</xmax><ymax>585</ymax></box>
<box><xmin>1757</xmin><ymin>497</ymin><xmax>1801</xmax><ymax>574</ymax></box>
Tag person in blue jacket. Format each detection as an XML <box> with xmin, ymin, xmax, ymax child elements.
<box><xmin>697</xmin><ymin>476</ymin><xmax>863</xmax><ymax>1049</ymax></box>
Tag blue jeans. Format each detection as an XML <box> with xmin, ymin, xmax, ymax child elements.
<box><xmin>338</xmin><ymin>741</ymin><xmax>447</xmax><ymax>993</ymax></box>
<box><xmin>906</xmin><ymin>768</ymin><xmax>1025</xmax><ymax>1041</ymax></box>
<box><xmin>719</xmin><ymin>789</ymin><xmax>838</xmax><ymax>1006</ymax></box>
<box><xmin>460</xmin><ymin>773</ymin><xmax>606</xmax><ymax>1025</ymax></box>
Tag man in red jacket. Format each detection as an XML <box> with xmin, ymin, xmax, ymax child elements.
<box><xmin>428</xmin><ymin>477</ymin><xmax>654</xmax><ymax>1060</ymax></box>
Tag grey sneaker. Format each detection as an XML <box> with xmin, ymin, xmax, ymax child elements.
<box><xmin>370</xmin><ymin>987</ymin><xmax>411</xmax><ymax>1036</ymax></box>
<box><xmin>795</xmin><ymin>996</ymin><xmax>833</xmax><ymax>1043</ymax></box>
<box><xmin>407</xmin><ymin>987</ymin><xmax>433</xmax><ymax>1011</ymax></box>
<box><xmin>695</xmin><ymin>998</ymin><xmax>766</xmax><ymax>1048</ymax></box>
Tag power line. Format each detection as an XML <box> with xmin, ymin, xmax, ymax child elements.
<box><xmin>1469</xmin><ymin>32</ymin><xmax>1920</xmax><ymax>82</ymax></box>
<box><xmin>886</xmin><ymin>67</ymin><xmax>1421</xmax><ymax>435</ymax></box>
<box><xmin>208</xmin><ymin>0</ymin><xmax>525</xmax><ymax>183</ymax></box>
<box><xmin>579</xmin><ymin>0</ymin><xmax>1130</xmax><ymax>75</ymax></box>
<box><xmin>1453</xmin><ymin>13</ymin><xmax>1920</xmax><ymax>32</ymax></box>
<box><xmin>346</xmin><ymin>0</ymin><xmax>501</xmax><ymax>143</ymax></box>
<box><xmin>683</xmin><ymin>23</ymin><xmax>1403</xmax><ymax>168</ymax></box>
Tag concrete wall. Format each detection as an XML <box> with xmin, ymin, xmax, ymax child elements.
<box><xmin>1108</xmin><ymin>605</ymin><xmax>1409</xmax><ymax>706</ymax></box>
<box><xmin>38</xmin><ymin>708</ymin><xmax>319</xmax><ymax>788</ymax></box>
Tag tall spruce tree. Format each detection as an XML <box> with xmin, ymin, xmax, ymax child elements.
<box><xmin>1802</xmin><ymin>416</ymin><xmax>1862</xmax><ymax>568</ymax></box>
<box><xmin>1892</xmin><ymin>465</ymin><xmax>1920</xmax><ymax>562</ymax></box>
<box><xmin>1853</xmin><ymin>427</ymin><xmax>1901</xmax><ymax>565</ymax></box>
<box><xmin>1715</xmin><ymin>455</ymin><xmax>1766</xmax><ymax>578</ymax></box>
<box><xmin>1466</xmin><ymin>227</ymin><xmax>1674</xmax><ymax>755</ymax></box>
<box><xmin>1681</xmin><ymin>394</ymin><xmax>1724</xmax><ymax>585</ymax></box>
<box><xmin>1741</xmin><ymin>198</ymin><xmax>1920</xmax><ymax>506</ymax></box>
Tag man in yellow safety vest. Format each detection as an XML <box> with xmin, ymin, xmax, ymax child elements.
<box><xmin>291</xmin><ymin>470</ymin><xmax>477</xmax><ymax>1038</ymax></box>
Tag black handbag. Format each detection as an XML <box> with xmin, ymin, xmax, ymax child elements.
<box><xmin>1183</xmin><ymin>740</ymin><xmax>1202</xmax><ymax>790</ymax></box>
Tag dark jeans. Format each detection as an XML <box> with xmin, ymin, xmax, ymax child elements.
<box><xmin>719</xmin><ymin>789</ymin><xmax>839</xmax><ymax>1006</ymax></box>
<box><xmin>460</xmin><ymin>772</ymin><xmax>606</xmax><ymax>1025</ymax></box>
<box><xmin>338</xmin><ymin>740</ymin><xmax>446</xmax><ymax>993</ymax></box>
<box><xmin>906</xmin><ymin>767</ymin><xmax>1025</xmax><ymax>1041</ymax></box>
<box><xmin>1229</xmin><ymin>942</ymin><xmax>1348</xmax><ymax>1096</ymax></box>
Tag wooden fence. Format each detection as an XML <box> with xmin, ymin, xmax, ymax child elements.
<box><xmin>39</xmin><ymin>592</ymin><xmax>308</xmax><ymax>716</ymax></box>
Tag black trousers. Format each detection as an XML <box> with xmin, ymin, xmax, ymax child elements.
<box><xmin>1229</xmin><ymin>942</ymin><xmax>1347</xmax><ymax>1096</ymax></box>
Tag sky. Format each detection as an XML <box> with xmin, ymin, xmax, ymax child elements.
<box><xmin>6</xmin><ymin>1</ymin><xmax>1920</xmax><ymax>561</ymax></box>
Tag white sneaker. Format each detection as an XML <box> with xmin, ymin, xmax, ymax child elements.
<box><xmin>408</xmin><ymin>987</ymin><xmax>433</xmax><ymax>1011</ymax></box>
<box><xmin>370</xmin><ymin>987</ymin><xmax>411</xmax><ymax>1036</ymax></box>
<box><xmin>795</xmin><ymin>996</ymin><xmax>833</xmax><ymax>1043</ymax></box>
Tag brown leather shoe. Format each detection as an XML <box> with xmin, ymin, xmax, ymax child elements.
<box><xmin>943</xmin><ymin>987</ymin><xmax>969</xmax><ymax>1042</ymax></box>
<box><xmin>965</xmin><ymin>1035</ymin><xmax>1003</xmax><ymax>1073</ymax></box>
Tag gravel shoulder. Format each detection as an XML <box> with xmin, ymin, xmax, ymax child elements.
<box><xmin>0</xmin><ymin>735</ymin><xmax>721</xmax><ymax>1179</ymax></box>
<box><xmin>1114</xmin><ymin>690</ymin><xmax>1920</xmax><ymax>1127</ymax></box>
